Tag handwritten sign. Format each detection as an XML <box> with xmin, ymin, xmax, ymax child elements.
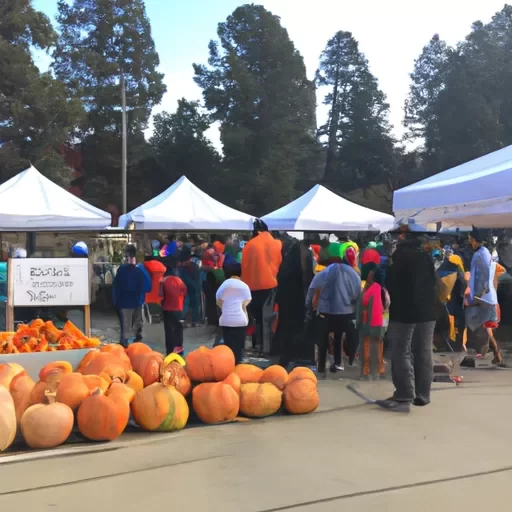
<box><xmin>11</xmin><ymin>258</ymin><xmax>89</xmax><ymax>307</ymax></box>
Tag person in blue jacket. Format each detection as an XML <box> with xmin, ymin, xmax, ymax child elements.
<box><xmin>113</xmin><ymin>245</ymin><xmax>146</xmax><ymax>347</ymax></box>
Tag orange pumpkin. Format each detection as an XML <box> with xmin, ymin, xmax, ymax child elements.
<box><xmin>283</xmin><ymin>379</ymin><xmax>319</xmax><ymax>414</ymax></box>
<box><xmin>99</xmin><ymin>344</ymin><xmax>132</xmax><ymax>370</ymax></box>
<box><xmin>287</xmin><ymin>367</ymin><xmax>317</xmax><ymax>385</ymax></box>
<box><xmin>21</xmin><ymin>392</ymin><xmax>74</xmax><ymax>449</ymax></box>
<box><xmin>222</xmin><ymin>372</ymin><xmax>241</xmax><ymax>396</ymax></box>
<box><xmin>239</xmin><ymin>383</ymin><xmax>282</xmax><ymax>418</ymax></box>
<box><xmin>185</xmin><ymin>345</ymin><xmax>235</xmax><ymax>382</ymax></box>
<box><xmin>83</xmin><ymin>374</ymin><xmax>110</xmax><ymax>394</ymax></box>
<box><xmin>125</xmin><ymin>370</ymin><xmax>144</xmax><ymax>393</ymax></box>
<box><xmin>192</xmin><ymin>382</ymin><xmax>240</xmax><ymax>424</ymax></box>
<box><xmin>0</xmin><ymin>363</ymin><xmax>25</xmax><ymax>388</ymax></box>
<box><xmin>77</xmin><ymin>390</ymin><xmax>130</xmax><ymax>441</ymax></box>
<box><xmin>259</xmin><ymin>365</ymin><xmax>289</xmax><ymax>390</ymax></box>
<box><xmin>56</xmin><ymin>373</ymin><xmax>91</xmax><ymax>411</ymax></box>
<box><xmin>106</xmin><ymin>382</ymin><xmax>136</xmax><ymax>404</ymax></box>
<box><xmin>0</xmin><ymin>386</ymin><xmax>17</xmax><ymax>451</ymax></box>
<box><xmin>30</xmin><ymin>380</ymin><xmax>49</xmax><ymax>405</ymax></box>
<box><xmin>76</xmin><ymin>350</ymin><xmax>99</xmax><ymax>373</ymax></box>
<box><xmin>234</xmin><ymin>364</ymin><xmax>264</xmax><ymax>384</ymax></box>
<box><xmin>131</xmin><ymin>383</ymin><xmax>189</xmax><ymax>432</ymax></box>
<box><xmin>125</xmin><ymin>342</ymin><xmax>152</xmax><ymax>364</ymax></box>
<box><xmin>131</xmin><ymin>351</ymin><xmax>164</xmax><ymax>387</ymax></box>
<box><xmin>161</xmin><ymin>361</ymin><xmax>192</xmax><ymax>396</ymax></box>
<box><xmin>9</xmin><ymin>372</ymin><xmax>35</xmax><ymax>422</ymax></box>
<box><xmin>80</xmin><ymin>353</ymin><xmax>128</xmax><ymax>382</ymax></box>
<box><xmin>39</xmin><ymin>361</ymin><xmax>73</xmax><ymax>385</ymax></box>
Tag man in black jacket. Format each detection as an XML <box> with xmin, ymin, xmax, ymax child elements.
<box><xmin>378</xmin><ymin>227</ymin><xmax>437</xmax><ymax>412</ymax></box>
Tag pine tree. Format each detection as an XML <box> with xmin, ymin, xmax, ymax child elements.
<box><xmin>193</xmin><ymin>4</ymin><xmax>318</xmax><ymax>214</ymax></box>
<box><xmin>316</xmin><ymin>31</ymin><xmax>394</xmax><ymax>190</ymax></box>
<box><xmin>53</xmin><ymin>0</ymin><xmax>165</xmax><ymax>207</ymax></box>
<box><xmin>0</xmin><ymin>0</ymin><xmax>83</xmax><ymax>185</ymax></box>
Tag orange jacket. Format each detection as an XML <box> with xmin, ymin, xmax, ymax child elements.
<box><xmin>143</xmin><ymin>260</ymin><xmax>167</xmax><ymax>304</ymax></box>
<box><xmin>241</xmin><ymin>232</ymin><xmax>282</xmax><ymax>291</ymax></box>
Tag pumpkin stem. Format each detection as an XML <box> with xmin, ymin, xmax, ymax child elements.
<box><xmin>45</xmin><ymin>390</ymin><xmax>57</xmax><ymax>404</ymax></box>
<box><xmin>91</xmin><ymin>388</ymin><xmax>102</xmax><ymax>396</ymax></box>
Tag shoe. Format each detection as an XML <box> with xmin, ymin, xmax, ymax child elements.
<box><xmin>330</xmin><ymin>363</ymin><xmax>344</xmax><ymax>372</ymax></box>
<box><xmin>375</xmin><ymin>399</ymin><xmax>411</xmax><ymax>413</ymax></box>
<box><xmin>413</xmin><ymin>397</ymin><xmax>429</xmax><ymax>407</ymax></box>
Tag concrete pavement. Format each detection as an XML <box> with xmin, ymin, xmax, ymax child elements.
<box><xmin>1</xmin><ymin>367</ymin><xmax>512</xmax><ymax>511</ymax></box>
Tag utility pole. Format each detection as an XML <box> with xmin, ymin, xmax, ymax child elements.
<box><xmin>121</xmin><ymin>73</ymin><xmax>127</xmax><ymax>214</ymax></box>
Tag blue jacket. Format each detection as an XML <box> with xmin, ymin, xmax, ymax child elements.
<box><xmin>113</xmin><ymin>264</ymin><xmax>145</xmax><ymax>309</ymax></box>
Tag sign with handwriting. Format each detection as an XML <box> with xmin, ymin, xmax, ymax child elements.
<box><xmin>11</xmin><ymin>258</ymin><xmax>89</xmax><ymax>307</ymax></box>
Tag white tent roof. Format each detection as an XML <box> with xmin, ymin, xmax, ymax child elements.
<box><xmin>0</xmin><ymin>166</ymin><xmax>111</xmax><ymax>231</ymax></box>
<box><xmin>393</xmin><ymin>144</ymin><xmax>512</xmax><ymax>223</ymax></box>
<box><xmin>261</xmin><ymin>185</ymin><xmax>395</xmax><ymax>232</ymax></box>
<box><xmin>119</xmin><ymin>176</ymin><xmax>254</xmax><ymax>230</ymax></box>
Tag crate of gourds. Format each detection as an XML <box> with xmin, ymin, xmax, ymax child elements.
<box><xmin>0</xmin><ymin>343</ymin><xmax>320</xmax><ymax>453</ymax></box>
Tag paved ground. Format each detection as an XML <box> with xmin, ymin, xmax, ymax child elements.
<box><xmin>1</xmin><ymin>364</ymin><xmax>512</xmax><ymax>511</ymax></box>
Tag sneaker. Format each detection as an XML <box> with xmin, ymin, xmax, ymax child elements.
<box><xmin>331</xmin><ymin>362</ymin><xmax>344</xmax><ymax>372</ymax></box>
<box><xmin>413</xmin><ymin>397</ymin><xmax>429</xmax><ymax>407</ymax></box>
<box><xmin>375</xmin><ymin>399</ymin><xmax>411</xmax><ymax>413</ymax></box>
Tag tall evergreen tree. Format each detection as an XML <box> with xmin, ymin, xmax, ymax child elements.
<box><xmin>53</xmin><ymin>0</ymin><xmax>166</xmax><ymax>207</ymax></box>
<box><xmin>316</xmin><ymin>31</ymin><xmax>394</xmax><ymax>190</ymax></box>
<box><xmin>193</xmin><ymin>4</ymin><xmax>318</xmax><ymax>214</ymax></box>
<box><xmin>0</xmin><ymin>0</ymin><xmax>83</xmax><ymax>185</ymax></box>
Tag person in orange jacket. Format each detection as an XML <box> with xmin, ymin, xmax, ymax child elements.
<box><xmin>241</xmin><ymin>220</ymin><xmax>282</xmax><ymax>350</ymax></box>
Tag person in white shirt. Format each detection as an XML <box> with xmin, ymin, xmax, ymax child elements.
<box><xmin>216</xmin><ymin>263</ymin><xmax>252</xmax><ymax>363</ymax></box>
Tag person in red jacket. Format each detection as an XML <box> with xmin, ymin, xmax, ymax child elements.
<box><xmin>161</xmin><ymin>262</ymin><xmax>187</xmax><ymax>355</ymax></box>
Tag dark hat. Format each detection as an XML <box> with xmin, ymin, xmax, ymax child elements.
<box><xmin>469</xmin><ymin>226</ymin><xmax>490</xmax><ymax>243</ymax></box>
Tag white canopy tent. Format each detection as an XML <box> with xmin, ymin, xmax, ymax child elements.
<box><xmin>0</xmin><ymin>166</ymin><xmax>111</xmax><ymax>231</ymax></box>
<box><xmin>393</xmin><ymin>144</ymin><xmax>512</xmax><ymax>226</ymax></box>
<box><xmin>119</xmin><ymin>176</ymin><xmax>254</xmax><ymax>230</ymax></box>
<box><xmin>261</xmin><ymin>184</ymin><xmax>395</xmax><ymax>232</ymax></box>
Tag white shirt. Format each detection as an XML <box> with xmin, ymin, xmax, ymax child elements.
<box><xmin>216</xmin><ymin>278</ymin><xmax>252</xmax><ymax>327</ymax></box>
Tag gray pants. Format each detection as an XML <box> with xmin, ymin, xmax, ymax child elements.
<box><xmin>119</xmin><ymin>307</ymin><xmax>143</xmax><ymax>345</ymax></box>
<box><xmin>388</xmin><ymin>321</ymin><xmax>435</xmax><ymax>404</ymax></box>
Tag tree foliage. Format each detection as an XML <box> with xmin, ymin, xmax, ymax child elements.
<box><xmin>193</xmin><ymin>4</ymin><xmax>319</xmax><ymax>214</ymax></box>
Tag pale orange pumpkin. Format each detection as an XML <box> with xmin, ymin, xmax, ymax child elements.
<box><xmin>106</xmin><ymin>382</ymin><xmax>136</xmax><ymax>403</ymax></box>
<box><xmin>161</xmin><ymin>361</ymin><xmax>192</xmax><ymax>396</ymax></box>
<box><xmin>9</xmin><ymin>372</ymin><xmax>35</xmax><ymax>422</ymax></box>
<box><xmin>125</xmin><ymin>370</ymin><xmax>144</xmax><ymax>393</ymax></box>
<box><xmin>39</xmin><ymin>361</ymin><xmax>73</xmax><ymax>382</ymax></box>
<box><xmin>30</xmin><ymin>380</ymin><xmax>49</xmax><ymax>405</ymax></box>
<box><xmin>77</xmin><ymin>390</ymin><xmax>130</xmax><ymax>441</ymax></box>
<box><xmin>56</xmin><ymin>373</ymin><xmax>91</xmax><ymax>411</ymax></box>
<box><xmin>287</xmin><ymin>367</ymin><xmax>317</xmax><ymax>385</ymax></box>
<box><xmin>0</xmin><ymin>386</ymin><xmax>16</xmax><ymax>451</ymax></box>
<box><xmin>283</xmin><ymin>379</ymin><xmax>319</xmax><ymax>414</ymax></box>
<box><xmin>185</xmin><ymin>345</ymin><xmax>235</xmax><ymax>382</ymax></box>
<box><xmin>192</xmin><ymin>382</ymin><xmax>240</xmax><ymax>424</ymax></box>
<box><xmin>234</xmin><ymin>364</ymin><xmax>264</xmax><ymax>384</ymax></box>
<box><xmin>0</xmin><ymin>363</ymin><xmax>25</xmax><ymax>388</ymax></box>
<box><xmin>222</xmin><ymin>372</ymin><xmax>241</xmax><ymax>396</ymax></box>
<box><xmin>259</xmin><ymin>365</ymin><xmax>289</xmax><ymax>390</ymax></box>
<box><xmin>131</xmin><ymin>351</ymin><xmax>164</xmax><ymax>387</ymax></box>
<box><xmin>21</xmin><ymin>392</ymin><xmax>74</xmax><ymax>449</ymax></box>
<box><xmin>239</xmin><ymin>383</ymin><xmax>282</xmax><ymax>418</ymax></box>
<box><xmin>131</xmin><ymin>383</ymin><xmax>189</xmax><ymax>432</ymax></box>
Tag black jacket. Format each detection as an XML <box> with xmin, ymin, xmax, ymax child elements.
<box><xmin>386</xmin><ymin>238</ymin><xmax>437</xmax><ymax>324</ymax></box>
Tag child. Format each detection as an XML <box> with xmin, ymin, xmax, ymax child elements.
<box><xmin>161</xmin><ymin>263</ymin><xmax>187</xmax><ymax>355</ymax></box>
<box><xmin>357</xmin><ymin>262</ymin><xmax>389</xmax><ymax>380</ymax></box>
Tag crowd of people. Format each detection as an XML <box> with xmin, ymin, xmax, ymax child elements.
<box><xmin>110</xmin><ymin>222</ymin><xmax>506</xmax><ymax>414</ymax></box>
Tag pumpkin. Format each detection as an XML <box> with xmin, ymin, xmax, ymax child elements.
<box><xmin>99</xmin><ymin>344</ymin><xmax>132</xmax><ymax>370</ymax></box>
<box><xmin>0</xmin><ymin>386</ymin><xmax>16</xmax><ymax>451</ymax></box>
<box><xmin>56</xmin><ymin>373</ymin><xmax>91</xmax><ymax>411</ymax></box>
<box><xmin>0</xmin><ymin>363</ymin><xmax>25</xmax><ymax>388</ymax></box>
<box><xmin>161</xmin><ymin>361</ymin><xmax>192</xmax><ymax>396</ymax></box>
<box><xmin>131</xmin><ymin>351</ymin><xmax>164</xmax><ymax>387</ymax></box>
<box><xmin>76</xmin><ymin>350</ymin><xmax>99</xmax><ymax>373</ymax></box>
<box><xmin>10</xmin><ymin>372</ymin><xmax>35</xmax><ymax>422</ymax></box>
<box><xmin>125</xmin><ymin>342</ymin><xmax>152</xmax><ymax>364</ymax></box>
<box><xmin>287</xmin><ymin>367</ymin><xmax>317</xmax><ymax>385</ymax></box>
<box><xmin>106</xmin><ymin>382</ymin><xmax>136</xmax><ymax>404</ymax></box>
<box><xmin>30</xmin><ymin>380</ymin><xmax>49</xmax><ymax>405</ymax></box>
<box><xmin>259</xmin><ymin>365</ymin><xmax>289</xmax><ymax>391</ymax></box>
<box><xmin>239</xmin><ymin>383</ymin><xmax>282</xmax><ymax>418</ymax></box>
<box><xmin>222</xmin><ymin>372</ymin><xmax>241</xmax><ymax>396</ymax></box>
<box><xmin>234</xmin><ymin>364</ymin><xmax>264</xmax><ymax>384</ymax></box>
<box><xmin>125</xmin><ymin>370</ymin><xmax>144</xmax><ymax>393</ymax></box>
<box><xmin>21</xmin><ymin>392</ymin><xmax>74</xmax><ymax>449</ymax></box>
<box><xmin>77</xmin><ymin>390</ymin><xmax>130</xmax><ymax>441</ymax></box>
<box><xmin>283</xmin><ymin>379</ymin><xmax>319</xmax><ymax>414</ymax></box>
<box><xmin>185</xmin><ymin>345</ymin><xmax>235</xmax><ymax>382</ymax></box>
<box><xmin>39</xmin><ymin>361</ymin><xmax>73</xmax><ymax>382</ymax></box>
<box><xmin>83</xmin><ymin>374</ymin><xmax>110</xmax><ymax>394</ymax></box>
<box><xmin>192</xmin><ymin>382</ymin><xmax>239</xmax><ymax>424</ymax></box>
<box><xmin>80</xmin><ymin>353</ymin><xmax>128</xmax><ymax>382</ymax></box>
<box><xmin>131</xmin><ymin>383</ymin><xmax>189</xmax><ymax>432</ymax></box>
